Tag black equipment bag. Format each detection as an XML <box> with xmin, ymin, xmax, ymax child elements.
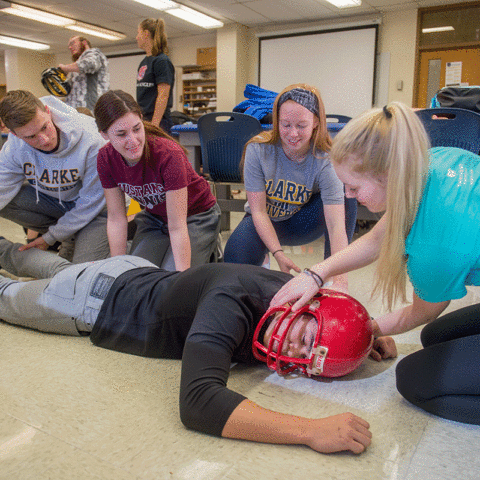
<box><xmin>432</xmin><ymin>86</ymin><xmax>480</xmax><ymax>113</ymax></box>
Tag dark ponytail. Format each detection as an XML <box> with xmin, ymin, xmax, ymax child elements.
<box><xmin>139</xmin><ymin>18</ymin><xmax>169</xmax><ymax>56</ymax></box>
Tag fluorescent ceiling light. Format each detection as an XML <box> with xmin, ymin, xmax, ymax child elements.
<box><xmin>422</xmin><ymin>26</ymin><xmax>455</xmax><ymax>33</ymax></box>
<box><xmin>0</xmin><ymin>3</ymin><xmax>74</xmax><ymax>26</ymax></box>
<box><xmin>131</xmin><ymin>0</ymin><xmax>224</xmax><ymax>28</ymax></box>
<box><xmin>0</xmin><ymin>1</ymin><xmax>126</xmax><ymax>40</ymax></box>
<box><xmin>167</xmin><ymin>5</ymin><xmax>224</xmax><ymax>28</ymax></box>
<box><xmin>66</xmin><ymin>22</ymin><xmax>126</xmax><ymax>41</ymax></box>
<box><xmin>0</xmin><ymin>34</ymin><xmax>49</xmax><ymax>50</ymax></box>
<box><xmin>324</xmin><ymin>0</ymin><xmax>361</xmax><ymax>8</ymax></box>
<box><xmin>129</xmin><ymin>0</ymin><xmax>178</xmax><ymax>9</ymax></box>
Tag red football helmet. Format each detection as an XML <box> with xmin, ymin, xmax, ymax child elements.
<box><xmin>252</xmin><ymin>289</ymin><xmax>373</xmax><ymax>377</ymax></box>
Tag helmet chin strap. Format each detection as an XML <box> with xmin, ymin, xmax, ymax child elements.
<box><xmin>306</xmin><ymin>345</ymin><xmax>329</xmax><ymax>377</ymax></box>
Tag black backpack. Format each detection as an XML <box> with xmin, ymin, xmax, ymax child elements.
<box><xmin>170</xmin><ymin>110</ymin><xmax>197</xmax><ymax>125</ymax></box>
<box><xmin>431</xmin><ymin>86</ymin><xmax>480</xmax><ymax>113</ymax></box>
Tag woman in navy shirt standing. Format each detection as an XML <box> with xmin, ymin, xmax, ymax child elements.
<box><xmin>136</xmin><ymin>18</ymin><xmax>175</xmax><ymax>134</ymax></box>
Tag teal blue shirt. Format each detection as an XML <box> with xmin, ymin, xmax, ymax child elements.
<box><xmin>406</xmin><ymin>147</ymin><xmax>480</xmax><ymax>303</ymax></box>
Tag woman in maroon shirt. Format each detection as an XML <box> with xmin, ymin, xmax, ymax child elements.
<box><xmin>94</xmin><ymin>90</ymin><xmax>220</xmax><ymax>271</ymax></box>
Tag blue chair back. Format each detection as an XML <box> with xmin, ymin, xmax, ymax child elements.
<box><xmin>415</xmin><ymin>108</ymin><xmax>480</xmax><ymax>154</ymax></box>
<box><xmin>326</xmin><ymin>114</ymin><xmax>352</xmax><ymax>123</ymax></box>
<box><xmin>197</xmin><ymin>112</ymin><xmax>263</xmax><ymax>182</ymax></box>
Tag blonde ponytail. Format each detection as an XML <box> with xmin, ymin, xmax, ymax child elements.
<box><xmin>330</xmin><ymin>102</ymin><xmax>430</xmax><ymax>309</ymax></box>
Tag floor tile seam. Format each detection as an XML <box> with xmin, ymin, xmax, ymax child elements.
<box><xmin>54</xmin><ymin>441</ymin><xmax>145</xmax><ymax>480</ymax></box>
<box><xmin>401</xmin><ymin>418</ymin><xmax>431</xmax><ymax>478</ymax></box>
<box><xmin>5</xmin><ymin>412</ymin><xmax>141</xmax><ymax>478</ymax></box>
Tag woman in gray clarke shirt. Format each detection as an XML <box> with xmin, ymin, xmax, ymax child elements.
<box><xmin>224</xmin><ymin>83</ymin><xmax>356</xmax><ymax>293</ymax></box>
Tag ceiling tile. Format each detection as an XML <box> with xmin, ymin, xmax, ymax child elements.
<box><xmin>0</xmin><ymin>0</ymin><xmax>473</xmax><ymax>54</ymax></box>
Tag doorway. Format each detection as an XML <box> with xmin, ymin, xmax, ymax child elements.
<box><xmin>416</xmin><ymin>47</ymin><xmax>480</xmax><ymax>107</ymax></box>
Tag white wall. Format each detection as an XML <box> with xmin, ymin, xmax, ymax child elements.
<box><xmin>378</xmin><ymin>9</ymin><xmax>418</xmax><ymax>106</ymax></box>
<box><xmin>236</xmin><ymin>25</ymin><xmax>257</xmax><ymax>104</ymax></box>
<box><xmin>5</xmin><ymin>49</ymin><xmax>55</xmax><ymax>97</ymax></box>
<box><xmin>0</xmin><ymin>55</ymin><xmax>5</xmax><ymax>85</ymax></box>
<box><xmin>106</xmin><ymin>53</ymin><xmax>145</xmax><ymax>98</ymax></box>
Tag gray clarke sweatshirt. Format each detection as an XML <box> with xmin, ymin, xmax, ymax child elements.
<box><xmin>0</xmin><ymin>96</ymin><xmax>107</xmax><ymax>245</ymax></box>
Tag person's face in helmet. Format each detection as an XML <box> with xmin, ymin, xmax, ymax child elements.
<box><xmin>263</xmin><ymin>310</ymin><xmax>318</xmax><ymax>359</ymax></box>
<box><xmin>13</xmin><ymin>106</ymin><xmax>59</xmax><ymax>152</ymax></box>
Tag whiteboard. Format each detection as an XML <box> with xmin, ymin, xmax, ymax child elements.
<box><xmin>259</xmin><ymin>26</ymin><xmax>378</xmax><ymax>118</ymax></box>
<box><xmin>106</xmin><ymin>52</ymin><xmax>145</xmax><ymax>98</ymax></box>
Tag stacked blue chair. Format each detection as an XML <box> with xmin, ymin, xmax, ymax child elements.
<box><xmin>415</xmin><ymin>108</ymin><xmax>480</xmax><ymax>155</ymax></box>
<box><xmin>197</xmin><ymin>112</ymin><xmax>263</xmax><ymax>230</ymax></box>
<box><xmin>326</xmin><ymin>114</ymin><xmax>352</xmax><ymax>124</ymax></box>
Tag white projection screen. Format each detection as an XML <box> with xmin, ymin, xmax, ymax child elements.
<box><xmin>106</xmin><ymin>53</ymin><xmax>145</xmax><ymax>98</ymax></box>
<box><xmin>259</xmin><ymin>26</ymin><xmax>378</xmax><ymax>118</ymax></box>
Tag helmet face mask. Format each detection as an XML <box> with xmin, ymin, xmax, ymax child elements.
<box><xmin>253</xmin><ymin>290</ymin><xmax>374</xmax><ymax>378</ymax></box>
<box><xmin>253</xmin><ymin>302</ymin><xmax>322</xmax><ymax>376</ymax></box>
<box><xmin>41</xmin><ymin>68</ymin><xmax>71</xmax><ymax>97</ymax></box>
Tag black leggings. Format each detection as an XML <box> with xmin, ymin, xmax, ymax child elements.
<box><xmin>396</xmin><ymin>303</ymin><xmax>480</xmax><ymax>425</ymax></box>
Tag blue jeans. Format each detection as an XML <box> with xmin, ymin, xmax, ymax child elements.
<box><xmin>130</xmin><ymin>203</ymin><xmax>221</xmax><ymax>270</ymax></box>
<box><xmin>0</xmin><ymin>184</ymin><xmax>109</xmax><ymax>263</ymax></box>
<box><xmin>224</xmin><ymin>194</ymin><xmax>357</xmax><ymax>266</ymax></box>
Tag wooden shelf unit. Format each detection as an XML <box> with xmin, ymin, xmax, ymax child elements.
<box><xmin>182</xmin><ymin>65</ymin><xmax>216</xmax><ymax>119</ymax></box>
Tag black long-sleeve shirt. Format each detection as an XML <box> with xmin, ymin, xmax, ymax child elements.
<box><xmin>90</xmin><ymin>263</ymin><xmax>291</xmax><ymax>436</ymax></box>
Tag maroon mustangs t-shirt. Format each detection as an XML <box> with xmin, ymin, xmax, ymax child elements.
<box><xmin>97</xmin><ymin>135</ymin><xmax>215</xmax><ymax>223</ymax></box>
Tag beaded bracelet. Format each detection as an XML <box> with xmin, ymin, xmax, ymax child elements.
<box><xmin>271</xmin><ymin>249</ymin><xmax>283</xmax><ymax>257</ymax></box>
<box><xmin>303</xmin><ymin>268</ymin><xmax>324</xmax><ymax>288</ymax></box>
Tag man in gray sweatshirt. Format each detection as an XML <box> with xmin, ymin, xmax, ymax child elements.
<box><xmin>0</xmin><ymin>90</ymin><xmax>109</xmax><ymax>263</ymax></box>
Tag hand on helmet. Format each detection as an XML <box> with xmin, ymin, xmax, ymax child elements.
<box><xmin>270</xmin><ymin>269</ymin><xmax>319</xmax><ymax>311</ymax></box>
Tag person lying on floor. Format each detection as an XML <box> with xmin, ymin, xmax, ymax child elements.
<box><xmin>0</xmin><ymin>236</ymin><xmax>384</xmax><ymax>455</ymax></box>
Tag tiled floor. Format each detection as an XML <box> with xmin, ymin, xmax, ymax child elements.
<box><xmin>1</xmin><ymin>213</ymin><xmax>479</xmax><ymax>480</ymax></box>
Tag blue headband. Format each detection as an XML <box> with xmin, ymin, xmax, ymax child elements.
<box><xmin>277</xmin><ymin>88</ymin><xmax>320</xmax><ymax>117</ymax></box>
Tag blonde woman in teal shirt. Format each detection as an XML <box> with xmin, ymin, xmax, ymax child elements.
<box><xmin>272</xmin><ymin>102</ymin><xmax>480</xmax><ymax>425</ymax></box>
